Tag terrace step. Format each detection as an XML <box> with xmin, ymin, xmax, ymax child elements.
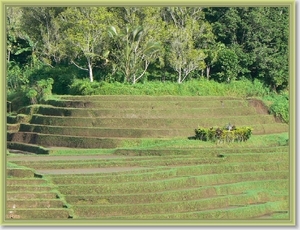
<box><xmin>29</xmin><ymin>114</ymin><xmax>277</xmax><ymax>128</ymax></box>
<box><xmin>114</xmin><ymin>145</ymin><xmax>289</xmax><ymax>156</ymax></box>
<box><xmin>7</xmin><ymin>192</ymin><xmax>58</xmax><ymax>200</ymax></box>
<box><xmin>18</xmin><ymin>123</ymin><xmax>288</xmax><ymax>138</ymax></box>
<box><xmin>71</xmin><ymin>193</ymin><xmax>287</xmax><ymax>218</ymax></box>
<box><xmin>45</xmin><ymin>98</ymin><xmax>247</xmax><ymax>109</ymax></box>
<box><xmin>55</xmin><ymin>95</ymin><xmax>241</xmax><ymax>101</ymax></box>
<box><xmin>63</xmin><ymin>179</ymin><xmax>288</xmax><ymax>206</ymax></box>
<box><xmin>19</xmin><ymin>124</ymin><xmax>194</xmax><ymax>138</ymax></box>
<box><xmin>56</xmin><ymin>178</ymin><xmax>288</xmax><ymax>196</ymax></box>
<box><xmin>7</xmin><ymin>199</ymin><xmax>66</xmax><ymax>209</ymax></box>
<box><xmin>49</xmin><ymin>170</ymin><xmax>289</xmax><ymax>188</ymax></box>
<box><xmin>10</xmin><ymin>153</ymin><xmax>289</xmax><ymax>170</ymax></box>
<box><xmin>7</xmin><ymin>114</ymin><xmax>30</xmax><ymax>124</ymax></box>
<box><xmin>6</xmin><ymin>185</ymin><xmax>54</xmax><ymax>192</ymax></box>
<box><xmin>6</xmin><ymin>168</ymin><xmax>35</xmax><ymax>178</ymax></box>
<box><xmin>7</xmin><ymin>124</ymin><xmax>20</xmax><ymax>132</ymax></box>
<box><xmin>28</xmin><ymin>105</ymin><xmax>257</xmax><ymax>118</ymax></box>
<box><xmin>7</xmin><ymin>141</ymin><xmax>50</xmax><ymax>154</ymax></box>
<box><xmin>6</xmin><ymin>178</ymin><xmax>48</xmax><ymax>186</ymax></box>
<box><xmin>86</xmin><ymin>201</ymin><xmax>288</xmax><ymax>220</ymax></box>
<box><xmin>7</xmin><ymin>133</ymin><xmax>135</xmax><ymax>148</ymax></box>
<box><xmin>6</xmin><ymin>208</ymin><xmax>72</xmax><ymax>219</ymax></box>
<box><xmin>6</xmin><ymin>167</ymin><xmax>73</xmax><ymax>220</ymax></box>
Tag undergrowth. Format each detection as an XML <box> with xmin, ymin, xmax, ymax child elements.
<box><xmin>68</xmin><ymin>78</ymin><xmax>269</xmax><ymax>98</ymax></box>
<box><xmin>263</xmin><ymin>91</ymin><xmax>289</xmax><ymax>123</ymax></box>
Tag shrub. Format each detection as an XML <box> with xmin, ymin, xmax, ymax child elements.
<box><xmin>195</xmin><ymin>125</ymin><xmax>253</xmax><ymax>143</ymax></box>
<box><xmin>263</xmin><ymin>92</ymin><xmax>289</xmax><ymax>123</ymax></box>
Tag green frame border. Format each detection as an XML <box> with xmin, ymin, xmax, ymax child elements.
<box><xmin>0</xmin><ymin>0</ymin><xmax>296</xmax><ymax>226</ymax></box>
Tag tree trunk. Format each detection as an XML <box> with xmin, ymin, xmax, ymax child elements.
<box><xmin>177</xmin><ymin>71</ymin><xmax>182</xmax><ymax>83</ymax></box>
<box><xmin>7</xmin><ymin>50</ymin><xmax>11</xmax><ymax>63</ymax></box>
<box><xmin>88</xmin><ymin>62</ymin><xmax>93</xmax><ymax>82</ymax></box>
<box><xmin>206</xmin><ymin>66</ymin><xmax>210</xmax><ymax>79</ymax></box>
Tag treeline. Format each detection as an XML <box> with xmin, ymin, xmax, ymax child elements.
<box><xmin>7</xmin><ymin>6</ymin><xmax>289</xmax><ymax>96</ymax></box>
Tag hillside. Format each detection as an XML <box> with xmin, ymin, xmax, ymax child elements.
<box><xmin>6</xmin><ymin>95</ymin><xmax>290</xmax><ymax>222</ymax></box>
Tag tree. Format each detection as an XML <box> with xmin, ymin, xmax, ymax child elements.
<box><xmin>212</xmin><ymin>47</ymin><xmax>239</xmax><ymax>82</ymax></box>
<box><xmin>21</xmin><ymin>7</ymin><xmax>66</xmax><ymax>66</ymax></box>
<box><xmin>6</xmin><ymin>7</ymin><xmax>23</xmax><ymax>63</ymax></box>
<box><xmin>203</xmin><ymin>42</ymin><xmax>225</xmax><ymax>79</ymax></box>
<box><xmin>58</xmin><ymin>7</ymin><xmax>112</xmax><ymax>82</ymax></box>
<box><xmin>108</xmin><ymin>25</ymin><xmax>161</xmax><ymax>84</ymax></box>
<box><xmin>168</xmin><ymin>28</ymin><xmax>206</xmax><ymax>83</ymax></box>
<box><xmin>164</xmin><ymin>7</ymin><xmax>207</xmax><ymax>83</ymax></box>
<box><xmin>107</xmin><ymin>7</ymin><xmax>163</xmax><ymax>84</ymax></box>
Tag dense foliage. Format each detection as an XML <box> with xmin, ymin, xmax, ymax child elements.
<box><xmin>7</xmin><ymin>6</ymin><xmax>289</xmax><ymax>88</ymax></box>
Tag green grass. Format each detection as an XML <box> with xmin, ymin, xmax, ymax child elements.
<box><xmin>6</xmin><ymin>178</ymin><xmax>48</xmax><ymax>186</ymax></box>
<box><xmin>72</xmin><ymin>193</ymin><xmax>275</xmax><ymax>218</ymax></box>
<box><xmin>52</xmin><ymin>170</ymin><xmax>288</xmax><ymax>189</ymax></box>
<box><xmin>65</xmin><ymin>187</ymin><xmax>288</xmax><ymax>206</ymax></box>
<box><xmin>114</xmin><ymin>146</ymin><xmax>288</xmax><ymax>156</ymax></box>
<box><xmin>67</xmin><ymin>78</ymin><xmax>270</xmax><ymax>98</ymax></box>
<box><xmin>49</xmin><ymin>148</ymin><xmax>115</xmax><ymax>156</ymax></box>
<box><xmin>114</xmin><ymin>133</ymin><xmax>289</xmax><ymax>149</ymax></box>
<box><xmin>56</xmin><ymin>178</ymin><xmax>288</xmax><ymax>196</ymax></box>
<box><xmin>94</xmin><ymin>201</ymin><xmax>288</xmax><ymax>220</ymax></box>
<box><xmin>9</xmin><ymin>152</ymin><xmax>288</xmax><ymax>170</ymax></box>
<box><xmin>175</xmin><ymin>161</ymin><xmax>288</xmax><ymax>176</ymax></box>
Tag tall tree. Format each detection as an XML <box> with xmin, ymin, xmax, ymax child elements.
<box><xmin>58</xmin><ymin>7</ymin><xmax>112</xmax><ymax>82</ymax></box>
<box><xmin>107</xmin><ymin>7</ymin><xmax>163</xmax><ymax>84</ymax></box>
<box><xmin>21</xmin><ymin>7</ymin><xmax>66</xmax><ymax>66</ymax></box>
<box><xmin>163</xmin><ymin>7</ymin><xmax>207</xmax><ymax>83</ymax></box>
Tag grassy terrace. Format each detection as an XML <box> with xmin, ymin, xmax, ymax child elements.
<box><xmin>9</xmin><ymin>153</ymin><xmax>289</xmax><ymax>169</ymax></box>
<box><xmin>6</xmin><ymin>95</ymin><xmax>290</xmax><ymax>221</ymax></box>
<box><xmin>29</xmin><ymin>114</ymin><xmax>276</xmax><ymax>127</ymax></box>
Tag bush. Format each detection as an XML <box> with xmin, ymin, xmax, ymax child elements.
<box><xmin>263</xmin><ymin>92</ymin><xmax>289</xmax><ymax>123</ymax></box>
<box><xmin>68</xmin><ymin>79</ymin><xmax>104</xmax><ymax>95</ymax></box>
<box><xmin>27</xmin><ymin>65</ymin><xmax>82</xmax><ymax>95</ymax></box>
<box><xmin>195</xmin><ymin>125</ymin><xmax>253</xmax><ymax>143</ymax></box>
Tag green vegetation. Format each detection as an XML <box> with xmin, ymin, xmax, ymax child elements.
<box><xmin>7</xmin><ymin>7</ymin><xmax>288</xmax><ymax>88</ymax></box>
<box><xmin>194</xmin><ymin>125</ymin><xmax>252</xmax><ymax>143</ymax></box>
<box><xmin>263</xmin><ymin>92</ymin><xmax>289</xmax><ymax>123</ymax></box>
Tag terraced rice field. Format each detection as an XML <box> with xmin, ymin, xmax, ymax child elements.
<box><xmin>6</xmin><ymin>96</ymin><xmax>291</xmax><ymax>223</ymax></box>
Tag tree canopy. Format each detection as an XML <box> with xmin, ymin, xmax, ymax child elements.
<box><xmin>6</xmin><ymin>6</ymin><xmax>290</xmax><ymax>93</ymax></box>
